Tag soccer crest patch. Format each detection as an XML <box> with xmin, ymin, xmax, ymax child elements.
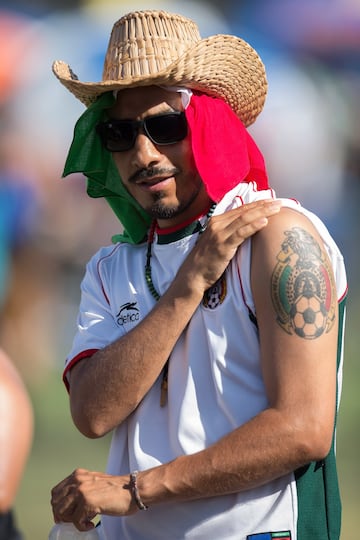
<box><xmin>202</xmin><ymin>273</ymin><xmax>227</xmax><ymax>309</ymax></box>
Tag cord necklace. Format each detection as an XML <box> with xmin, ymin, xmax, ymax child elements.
<box><xmin>144</xmin><ymin>202</ymin><xmax>217</xmax><ymax>406</ymax></box>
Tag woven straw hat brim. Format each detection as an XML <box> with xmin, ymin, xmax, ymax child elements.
<box><xmin>52</xmin><ymin>34</ymin><xmax>267</xmax><ymax>127</ymax></box>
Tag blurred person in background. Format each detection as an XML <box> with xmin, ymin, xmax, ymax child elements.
<box><xmin>0</xmin><ymin>348</ymin><xmax>33</xmax><ymax>540</ymax></box>
<box><xmin>0</xmin><ymin>109</ymin><xmax>36</xmax><ymax>539</ymax></box>
<box><xmin>0</xmin><ymin>109</ymin><xmax>38</xmax><ymax>312</ymax></box>
<box><xmin>0</xmin><ymin>105</ymin><xmax>45</xmax><ymax>383</ymax></box>
<box><xmin>50</xmin><ymin>9</ymin><xmax>347</xmax><ymax>540</ymax></box>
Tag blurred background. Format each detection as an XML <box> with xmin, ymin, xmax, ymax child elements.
<box><xmin>0</xmin><ymin>0</ymin><xmax>359</xmax><ymax>538</ymax></box>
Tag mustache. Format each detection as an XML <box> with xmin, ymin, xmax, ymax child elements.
<box><xmin>129</xmin><ymin>166</ymin><xmax>180</xmax><ymax>183</ymax></box>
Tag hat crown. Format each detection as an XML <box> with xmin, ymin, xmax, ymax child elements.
<box><xmin>52</xmin><ymin>9</ymin><xmax>268</xmax><ymax>126</ymax></box>
<box><xmin>103</xmin><ymin>10</ymin><xmax>201</xmax><ymax>82</ymax></box>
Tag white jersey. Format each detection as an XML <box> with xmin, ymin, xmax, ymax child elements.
<box><xmin>64</xmin><ymin>182</ymin><xmax>347</xmax><ymax>540</ymax></box>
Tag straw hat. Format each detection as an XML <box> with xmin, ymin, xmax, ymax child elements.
<box><xmin>52</xmin><ymin>10</ymin><xmax>267</xmax><ymax>127</ymax></box>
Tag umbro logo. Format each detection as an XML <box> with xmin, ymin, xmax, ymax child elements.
<box><xmin>116</xmin><ymin>302</ymin><xmax>140</xmax><ymax>326</ymax></box>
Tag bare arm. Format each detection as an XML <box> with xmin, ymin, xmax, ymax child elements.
<box><xmin>51</xmin><ymin>207</ymin><xmax>340</xmax><ymax>531</ymax></box>
<box><xmin>69</xmin><ymin>199</ymin><xmax>282</xmax><ymax>438</ymax></box>
<box><xmin>0</xmin><ymin>350</ymin><xmax>33</xmax><ymax>512</ymax></box>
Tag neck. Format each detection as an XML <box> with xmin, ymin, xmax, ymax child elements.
<box><xmin>155</xmin><ymin>203</ymin><xmax>214</xmax><ymax>236</ymax></box>
<box><xmin>145</xmin><ymin>201</ymin><xmax>217</xmax><ymax>299</ymax></box>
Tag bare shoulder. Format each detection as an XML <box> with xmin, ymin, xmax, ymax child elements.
<box><xmin>254</xmin><ymin>205</ymin><xmax>325</xmax><ymax>246</ymax></box>
<box><xmin>252</xmin><ymin>206</ymin><xmax>331</xmax><ymax>268</ymax></box>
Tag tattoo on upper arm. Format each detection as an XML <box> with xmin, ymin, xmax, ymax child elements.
<box><xmin>271</xmin><ymin>227</ymin><xmax>336</xmax><ymax>339</ymax></box>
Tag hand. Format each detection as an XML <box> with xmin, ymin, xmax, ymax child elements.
<box><xmin>181</xmin><ymin>199</ymin><xmax>282</xmax><ymax>293</ymax></box>
<box><xmin>51</xmin><ymin>468</ymin><xmax>137</xmax><ymax>531</ymax></box>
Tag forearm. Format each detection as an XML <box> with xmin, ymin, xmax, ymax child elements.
<box><xmin>137</xmin><ymin>406</ymin><xmax>333</xmax><ymax>506</ymax></box>
<box><xmin>51</xmin><ymin>405</ymin><xmax>335</xmax><ymax>529</ymax></box>
<box><xmin>70</xmin><ymin>272</ymin><xmax>204</xmax><ymax>437</ymax></box>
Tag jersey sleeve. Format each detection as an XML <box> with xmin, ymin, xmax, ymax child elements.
<box><xmin>63</xmin><ymin>246</ymin><xmax>125</xmax><ymax>388</ymax></box>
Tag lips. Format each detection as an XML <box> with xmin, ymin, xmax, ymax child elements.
<box><xmin>130</xmin><ymin>166</ymin><xmax>179</xmax><ymax>185</ymax></box>
<box><xmin>137</xmin><ymin>176</ymin><xmax>173</xmax><ymax>190</ymax></box>
<box><xmin>136</xmin><ymin>175</ymin><xmax>166</xmax><ymax>184</ymax></box>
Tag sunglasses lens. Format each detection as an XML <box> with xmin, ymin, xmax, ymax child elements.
<box><xmin>97</xmin><ymin>121</ymin><xmax>135</xmax><ymax>152</ymax></box>
<box><xmin>146</xmin><ymin>113</ymin><xmax>187</xmax><ymax>145</ymax></box>
<box><xmin>96</xmin><ymin>112</ymin><xmax>187</xmax><ymax>152</ymax></box>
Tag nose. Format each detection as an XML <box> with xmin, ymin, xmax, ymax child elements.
<box><xmin>131</xmin><ymin>132</ymin><xmax>162</xmax><ymax>170</ymax></box>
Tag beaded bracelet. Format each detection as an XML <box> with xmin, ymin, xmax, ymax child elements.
<box><xmin>129</xmin><ymin>471</ymin><xmax>148</xmax><ymax>510</ymax></box>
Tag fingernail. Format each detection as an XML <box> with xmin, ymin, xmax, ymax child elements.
<box><xmin>256</xmin><ymin>217</ymin><xmax>268</xmax><ymax>225</ymax></box>
<box><xmin>267</xmin><ymin>200</ymin><xmax>282</xmax><ymax>210</ymax></box>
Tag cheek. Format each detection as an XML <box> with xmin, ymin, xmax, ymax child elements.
<box><xmin>176</xmin><ymin>137</ymin><xmax>197</xmax><ymax>175</ymax></box>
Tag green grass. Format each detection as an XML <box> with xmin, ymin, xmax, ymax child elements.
<box><xmin>14</xmin><ymin>300</ymin><xmax>360</xmax><ymax>538</ymax></box>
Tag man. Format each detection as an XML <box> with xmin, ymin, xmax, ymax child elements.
<box><xmin>50</xmin><ymin>9</ymin><xmax>347</xmax><ymax>540</ymax></box>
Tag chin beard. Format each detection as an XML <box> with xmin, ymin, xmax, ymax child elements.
<box><xmin>147</xmin><ymin>188</ymin><xmax>201</xmax><ymax>220</ymax></box>
<box><xmin>148</xmin><ymin>201</ymin><xmax>181</xmax><ymax>220</ymax></box>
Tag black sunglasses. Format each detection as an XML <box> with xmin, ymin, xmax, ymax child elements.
<box><xmin>96</xmin><ymin>111</ymin><xmax>188</xmax><ymax>152</ymax></box>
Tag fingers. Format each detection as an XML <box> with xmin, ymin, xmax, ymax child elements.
<box><xmin>51</xmin><ymin>469</ymin><xmax>136</xmax><ymax>530</ymax></box>
<box><xmin>213</xmin><ymin>199</ymin><xmax>282</xmax><ymax>231</ymax></box>
<box><xmin>51</xmin><ymin>469</ymin><xmax>98</xmax><ymax>531</ymax></box>
<box><xmin>205</xmin><ymin>198</ymin><xmax>282</xmax><ymax>245</ymax></box>
<box><xmin>181</xmin><ymin>199</ymin><xmax>282</xmax><ymax>292</ymax></box>
<box><xmin>241</xmin><ymin>199</ymin><xmax>282</xmax><ymax>229</ymax></box>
